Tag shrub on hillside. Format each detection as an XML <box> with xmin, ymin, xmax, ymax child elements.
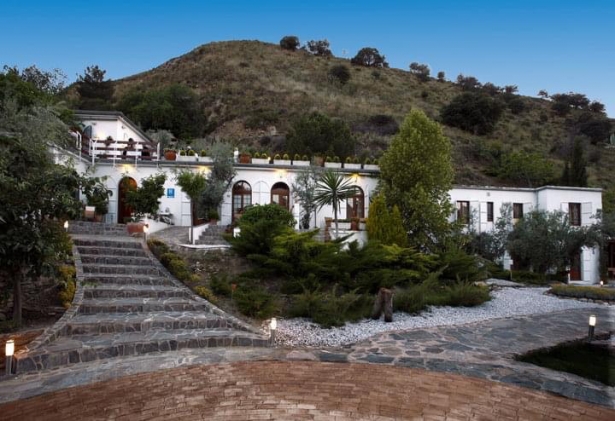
<box><xmin>304</xmin><ymin>39</ymin><xmax>332</xmax><ymax>57</ymax></box>
<box><xmin>351</xmin><ymin>47</ymin><xmax>388</xmax><ymax>67</ymax></box>
<box><xmin>279</xmin><ymin>35</ymin><xmax>300</xmax><ymax>51</ymax></box>
<box><xmin>194</xmin><ymin>286</ymin><xmax>217</xmax><ymax>304</ymax></box>
<box><xmin>440</xmin><ymin>92</ymin><xmax>505</xmax><ymax>135</ymax></box>
<box><xmin>328</xmin><ymin>64</ymin><xmax>351</xmax><ymax>85</ymax></box>
<box><xmin>409</xmin><ymin>62</ymin><xmax>430</xmax><ymax>81</ymax></box>
<box><xmin>354</xmin><ymin>114</ymin><xmax>399</xmax><ymax>136</ymax></box>
<box><xmin>233</xmin><ymin>285</ymin><xmax>279</xmax><ymax>319</ymax></box>
<box><xmin>289</xmin><ymin>287</ymin><xmax>372</xmax><ymax>328</ymax></box>
<box><xmin>210</xmin><ymin>273</ymin><xmax>233</xmax><ymax>297</ymax></box>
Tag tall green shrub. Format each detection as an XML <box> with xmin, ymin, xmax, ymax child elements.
<box><xmin>379</xmin><ymin>110</ymin><xmax>454</xmax><ymax>251</ymax></box>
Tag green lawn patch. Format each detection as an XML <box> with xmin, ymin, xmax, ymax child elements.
<box><xmin>517</xmin><ymin>340</ymin><xmax>614</xmax><ymax>386</ymax></box>
<box><xmin>549</xmin><ymin>285</ymin><xmax>615</xmax><ymax>301</ymax></box>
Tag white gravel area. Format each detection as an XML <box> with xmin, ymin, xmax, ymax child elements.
<box><xmin>275</xmin><ymin>287</ymin><xmax>605</xmax><ymax>348</ymax></box>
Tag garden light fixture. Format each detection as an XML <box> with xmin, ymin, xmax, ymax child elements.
<box><xmin>269</xmin><ymin>318</ymin><xmax>277</xmax><ymax>345</ymax></box>
<box><xmin>143</xmin><ymin>224</ymin><xmax>149</xmax><ymax>241</ymax></box>
<box><xmin>5</xmin><ymin>339</ymin><xmax>14</xmax><ymax>375</ymax></box>
<box><xmin>588</xmin><ymin>315</ymin><xmax>596</xmax><ymax>341</ymax></box>
<box><xmin>63</xmin><ymin>220</ymin><xmax>69</xmax><ymax>231</ymax></box>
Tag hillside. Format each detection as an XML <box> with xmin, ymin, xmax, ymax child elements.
<box><xmin>111</xmin><ymin>40</ymin><xmax>614</xmax><ymax>202</ymax></box>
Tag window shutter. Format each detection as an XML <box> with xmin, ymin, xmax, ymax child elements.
<box><xmin>581</xmin><ymin>202</ymin><xmax>592</xmax><ymax>226</ymax></box>
<box><xmin>479</xmin><ymin>202</ymin><xmax>488</xmax><ymax>232</ymax></box>
<box><xmin>470</xmin><ymin>201</ymin><xmax>479</xmax><ymax>230</ymax></box>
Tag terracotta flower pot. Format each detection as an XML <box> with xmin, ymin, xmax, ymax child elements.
<box><xmin>164</xmin><ymin>150</ymin><xmax>177</xmax><ymax>161</ymax></box>
<box><xmin>127</xmin><ymin>222</ymin><xmax>146</xmax><ymax>235</ymax></box>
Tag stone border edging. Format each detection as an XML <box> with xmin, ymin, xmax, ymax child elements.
<box><xmin>139</xmin><ymin>239</ymin><xmax>267</xmax><ymax>338</ymax></box>
<box><xmin>14</xmin><ymin>244</ymin><xmax>86</xmax><ymax>358</ymax></box>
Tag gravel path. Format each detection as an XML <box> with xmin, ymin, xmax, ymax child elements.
<box><xmin>276</xmin><ymin>287</ymin><xmax>606</xmax><ymax>347</ymax></box>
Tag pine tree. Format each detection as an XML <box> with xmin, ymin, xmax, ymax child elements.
<box><xmin>366</xmin><ymin>194</ymin><xmax>408</xmax><ymax>246</ymax></box>
<box><xmin>560</xmin><ymin>161</ymin><xmax>571</xmax><ymax>185</ymax></box>
<box><xmin>570</xmin><ymin>138</ymin><xmax>588</xmax><ymax>187</ymax></box>
<box><xmin>379</xmin><ymin>110</ymin><xmax>454</xmax><ymax>251</ymax></box>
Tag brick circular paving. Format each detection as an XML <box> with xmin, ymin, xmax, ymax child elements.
<box><xmin>1</xmin><ymin>362</ymin><xmax>613</xmax><ymax>420</ymax></box>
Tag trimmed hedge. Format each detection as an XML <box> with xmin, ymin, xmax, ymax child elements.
<box><xmin>147</xmin><ymin>239</ymin><xmax>199</xmax><ymax>284</ymax></box>
<box><xmin>550</xmin><ymin>285</ymin><xmax>615</xmax><ymax>301</ymax></box>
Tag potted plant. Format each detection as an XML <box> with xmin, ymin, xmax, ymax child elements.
<box><xmin>325</xmin><ymin>156</ymin><xmax>342</xmax><ymax>168</ymax></box>
<box><xmin>275</xmin><ymin>153</ymin><xmax>291</xmax><ymax>165</ymax></box>
<box><xmin>124</xmin><ymin>174</ymin><xmax>167</xmax><ymax>233</ymax></box>
<box><xmin>199</xmin><ymin>149</ymin><xmax>213</xmax><ymax>163</ymax></box>
<box><xmin>344</xmin><ymin>156</ymin><xmax>361</xmax><ymax>170</ymax></box>
<box><xmin>239</xmin><ymin>152</ymin><xmax>252</xmax><ymax>164</ymax></box>
<box><xmin>252</xmin><ymin>152</ymin><xmax>269</xmax><ymax>165</ymax></box>
<box><xmin>364</xmin><ymin>157</ymin><xmax>379</xmax><ymax>170</ymax></box>
<box><xmin>82</xmin><ymin>176</ymin><xmax>113</xmax><ymax>222</ymax></box>
<box><xmin>293</xmin><ymin>153</ymin><xmax>310</xmax><ymax>167</ymax></box>
<box><xmin>207</xmin><ymin>209</ymin><xmax>220</xmax><ymax>225</ymax></box>
<box><xmin>164</xmin><ymin>149</ymin><xmax>177</xmax><ymax>161</ymax></box>
<box><xmin>177</xmin><ymin>149</ymin><xmax>190</xmax><ymax>161</ymax></box>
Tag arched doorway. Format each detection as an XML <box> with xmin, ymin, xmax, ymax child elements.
<box><xmin>232</xmin><ymin>181</ymin><xmax>252</xmax><ymax>221</ymax></box>
<box><xmin>346</xmin><ymin>186</ymin><xmax>364</xmax><ymax>219</ymax></box>
<box><xmin>271</xmin><ymin>182</ymin><xmax>290</xmax><ymax>209</ymax></box>
<box><xmin>118</xmin><ymin>177</ymin><xmax>137</xmax><ymax>223</ymax></box>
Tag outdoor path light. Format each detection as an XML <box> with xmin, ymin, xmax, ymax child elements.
<box><xmin>588</xmin><ymin>315</ymin><xmax>596</xmax><ymax>341</ymax></box>
<box><xmin>5</xmin><ymin>339</ymin><xmax>14</xmax><ymax>375</ymax></box>
<box><xmin>270</xmin><ymin>318</ymin><xmax>277</xmax><ymax>345</ymax></box>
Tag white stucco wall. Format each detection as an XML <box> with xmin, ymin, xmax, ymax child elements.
<box><xmin>55</xmin><ymin>137</ymin><xmax>604</xmax><ymax>283</ymax></box>
<box><xmin>451</xmin><ymin>185</ymin><xmax>603</xmax><ymax>283</ymax></box>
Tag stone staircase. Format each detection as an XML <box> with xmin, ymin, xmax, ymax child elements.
<box><xmin>68</xmin><ymin>220</ymin><xmax>128</xmax><ymax>236</ymax></box>
<box><xmin>14</xmin><ymin>229</ymin><xmax>268</xmax><ymax>373</ymax></box>
<box><xmin>196</xmin><ymin>224</ymin><xmax>229</xmax><ymax>246</ymax></box>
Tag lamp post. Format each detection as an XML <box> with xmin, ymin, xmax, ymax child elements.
<box><xmin>5</xmin><ymin>339</ymin><xmax>14</xmax><ymax>375</ymax></box>
<box><xmin>588</xmin><ymin>315</ymin><xmax>596</xmax><ymax>342</ymax></box>
<box><xmin>269</xmin><ymin>318</ymin><xmax>277</xmax><ymax>346</ymax></box>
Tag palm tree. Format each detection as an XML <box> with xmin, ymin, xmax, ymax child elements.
<box><xmin>313</xmin><ymin>170</ymin><xmax>358</xmax><ymax>238</ymax></box>
<box><xmin>176</xmin><ymin>170</ymin><xmax>207</xmax><ymax>244</ymax></box>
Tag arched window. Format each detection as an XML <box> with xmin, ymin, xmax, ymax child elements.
<box><xmin>346</xmin><ymin>186</ymin><xmax>364</xmax><ymax>219</ymax></box>
<box><xmin>232</xmin><ymin>181</ymin><xmax>252</xmax><ymax>221</ymax></box>
<box><xmin>271</xmin><ymin>182</ymin><xmax>290</xmax><ymax>209</ymax></box>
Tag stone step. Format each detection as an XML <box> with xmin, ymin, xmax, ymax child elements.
<box><xmin>73</xmin><ymin>238</ymin><xmax>143</xmax><ymax>249</ymax></box>
<box><xmin>78</xmin><ymin>298</ymin><xmax>209</xmax><ymax>314</ymax></box>
<box><xmin>15</xmin><ymin>329</ymin><xmax>269</xmax><ymax>372</ymax></box>
<box><xmin>76</xmin><ymin>246</ymin><xmax>147</xmax><ymax>257</ymax></box>
<box><xmin>64</xmin><ymin>312</ymin><xmax>231</xmax><ymax>335</ymax></box>
<box><xmin>82</xmin><ymin>264</ymin><xmax>163</xmax><ymax>276</ymax></box>
<box><xmin>80</xmin><ymin>255</ymin><xmax>153</xmax><ymax>266</ymax></box>
<box><xmin>80</xmin><ymin>275</ymin><xmax>175</xmax><ymax>286</ymax></box>
<box><xmin>69</xmin><ymin>223</ymin><xmax>128</xmax><ymax>236</ymax></box>
<box><xmin>83</xmin><ymin>285</ymin><xmax>191</xmax><ymax>299</ymax></box>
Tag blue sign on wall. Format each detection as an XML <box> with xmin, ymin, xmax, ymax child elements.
<box><xmin>166</xmin><ymin>188</ymin><xmax>175</xmax><ymax>198</ymax></box>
